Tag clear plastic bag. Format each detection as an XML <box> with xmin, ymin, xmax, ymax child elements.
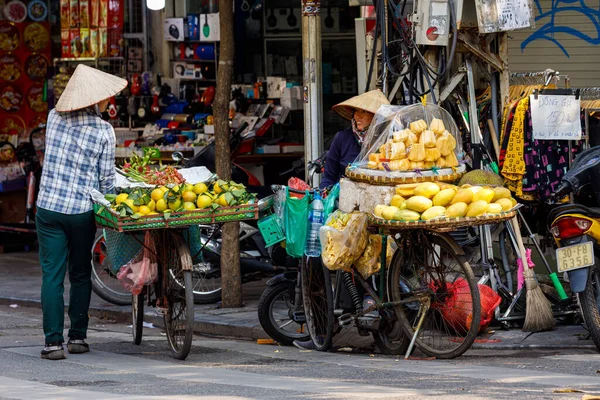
<box><xmin>354</xmin><ymin>235</ymin><xmax>396</xmax><ymax>279</ymax></box>
<box><xmin>117</xmin><ymin>231</ymin><xmax>158</xmax><ymax>295</ymax></box>
<box><xmin>319</xmin><ymin>212</ymin><xmax>368</xmax><ymax>271</ymax></box>
<box><xmin>352</xmin><ymin>103</ymin><xmax>465</xmax><ymax>180</ymax></box>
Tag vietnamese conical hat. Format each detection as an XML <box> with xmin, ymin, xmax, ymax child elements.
<box><xmin>55</xmin><ymin>64</ymin><xmax>128</xmax><ymax>112</ymax></box>
<box><xmin>332</xmin><ymin>89</ymin><xmax>390</xmax><ymax>120</ymax></box>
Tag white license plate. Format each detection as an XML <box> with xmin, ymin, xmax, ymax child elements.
<box><xmin>556</xmin><ymin>242</ymin><xmax>594</xmax><ymax>273</ymax></box>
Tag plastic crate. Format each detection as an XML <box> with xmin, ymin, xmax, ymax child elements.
<box><xmin>257</xmin><ymin>214</ymin><xmax>285</xmax><ymax>247</ymax></box>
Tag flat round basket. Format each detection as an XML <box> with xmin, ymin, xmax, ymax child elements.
<box><xmin>345</xmin><ymin>164</ymin><xmax>466</xmax><ymax>185</ymax></box>
<box><xmin>368</xmin><ymin>209</ymin><xmax>517</xmax><ymax>233</ymax></box>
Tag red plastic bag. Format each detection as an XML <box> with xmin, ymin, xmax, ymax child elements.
<box><xmin>288</xmin><ymin>177</ymin><xmax>310</xmax><ymax>199</ymax></box>
<box><xmin>117</xmin><ymin>231</ymin><xmax>158</xmax><ymax>295</ymax></box>
<box><xmin>430</xmin><ymin>278</ymin><xmax>501</xmax><ymax>334</ymax></box>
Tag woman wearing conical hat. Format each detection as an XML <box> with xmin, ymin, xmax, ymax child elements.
<box><xmin>319</xmin><ymin>89</ymin><xmax>389</xmax><ymax>189</ymax></box>
<box><xmin>36</xmin><ymin>64</ymin><xmax>127</xmax><ymax>360</ymax></box>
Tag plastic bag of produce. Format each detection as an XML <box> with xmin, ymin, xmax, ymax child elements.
<box><xmin>319</xmin><ymin>211</ymin><xmax>368</xmax><ymax>271</ymax></box>
<box><xmin>322</xmin><ymin>183</ymin><xmax>340</xmax><ymax>222</ymax></box>
<box><xmin>351</xmin><ymin>103</ymin><xmax>465</xmax><ymax>180</ymax></box>
<box><xmin>104</xmin><ymin>230</ymin><xmax>144</xmax><ymax>274</ymax></box>
<box><xmin>284</xmin><ymin>187</ymin><xmax>310</xmax><ymax>258</ymax></box>
<box><xmin>354</xmin><ymin>235</ymin><xmax>396</xmax><ymax>279</ymax></box>
<box><xmin>117</xmin><ymin>231</ymin><xmax>158</xmax><ymax>295</ymax></box>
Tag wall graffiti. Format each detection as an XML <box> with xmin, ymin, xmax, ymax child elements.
<box><xmin>521</xmin><ymin>0</ymin><xmax>600</xmax><ymax>57</ymax></box>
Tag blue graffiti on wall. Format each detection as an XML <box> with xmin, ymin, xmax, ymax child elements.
<box><xmin>521</xmin><ymin>0</ymin><xmax>600</xmax><ymax>57</ymax></box>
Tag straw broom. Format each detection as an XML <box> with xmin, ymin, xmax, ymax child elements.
<box><xmin>510</xmin><ymin>216</ymin><xmax>556</xmax><ymax>332</ymax></box>
<box><xmin>486</xmin><ymin>119</ymin><xmax>555</xmax><ymax>331</ymax></box>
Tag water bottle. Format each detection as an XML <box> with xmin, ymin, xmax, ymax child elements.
<box><xmin>305</xmin><ymin>192</ymin><xmax>324</xmax><ymax>257</ymax></box>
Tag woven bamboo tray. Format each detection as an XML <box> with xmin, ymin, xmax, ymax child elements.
<box><xmin>368</xmin><ymin>209</ymin><xmax>517</xmax><ymax>233</ymax></box>
<box><xmin>94</xmin><ymin>202</ymin><xmax>258</xmax><ymax>232</ymax></box>
<box><xmin>345</xmin><ymin>164</ymin><xmax>466</xmax><ymax>185</ymax></box>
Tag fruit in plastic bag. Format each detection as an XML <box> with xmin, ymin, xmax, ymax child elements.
<box><xmin>388</xmin><ymin>141</ymin><xmax>406</xmax><ymax>160</ymax></box>
<box><xmin>408</xmin><ymin>143</ymin><xmax>425</xmax><ymax>162</ymax></box>
<box><xmin>392</xmin><ymin>129</ymin><xmax>411</xmax><ymax>143</ymax></box>
<box><xmin>388</xmin><ymin>158</ymin><xmax>410</xmax><ymax>171</ymax></box>
<box><xmin>409</xmin><ymin>119</ymin><xmax>427</xmax><ymax>134</ymax></box>
<box><xmin>421</xmin><ymin>206</ymin><xmax>446</xmax><ymax>221</ymax></box>
<box><xmin>486</xmin><ymin>203</ymin><xmax>503</xmax><ymax>214</ymax></box>
<box><xmin>492</xmin><ymin>187</ymin><xmax>511</xmax><ymax>202</ymax></box>
<box><xmin>410</xmin><ymin>161</ymin><xmax>425</xmax><ymax>170</ymax></box>
<box><xmin>414</xmin><ymin>182</ymin><xmax>440</xmax><ymax>199</ymax></box>
<box><xmin>320</xmin><ymin>212</ymin><xmax>369</xmax><ymax>272</ymax></box>
<box><xmin>445</xmin><ymin>151</ymin><xmax>459</xmax><ymax>167</ymax></box>
<box><xmin>393</xmin><ymin>210</ymin><xmax>420</xmax><ymax>221</ymax></box>
<box><xmin>446</xmin><ymin>202</ymin><xmax>468</xmax><ymax>218</ymax></box>
<box><xmin>367</xmin><ymin>161</ymin><xmax>378</xmax><ymax>169</ymax></box>
<box><xmin>406</xmin><ymin>196</ymin><xmax>433</xmax><ymax>213</ymax></box>
<box><xmin>424</xmin><ymin>148</ymin><xmax>441</xmax><ymax>162</ymax></box>
<box><xmin>430</xmin><ymin>118</ymin><xmax>446</xmax><ymax>135</ymax></box>
<box><xmin>288</xmin><ymin>177</ymin><xmax>310</xmax><ymax>199</ymax></box>
<box><xmin>466</xmin><ymin>200</ymin><xmax>488</xmax><ymax>217</ymax></box>
<box><xmin>433</xmin><ymin>188</ymin><xmax>457</xmax><ymax>207</ymax></box>
<box><xmin>473</xmin><ymin>188</ymin><xmax>495</xmax><ymax>203</ymax></box>
<box><xmin>354</xmin><ymin>234</ymin><xmax>383</xmax><ymax>279</ymax></box>
<box><xmin>420</xmin><ymin>130</ymin><xmax>437</xmax><ymax>148</ymax></box>
<box><xmin>436</xmin><ymin>157</ymin><xmax>447</xmax><ymax>168</ymax></box>
<box><xmin>436</xmin><ymin>135</ymin><xmax>452</xmax><ymax>156</ymax></box>
<box><xmin>451</xmin><ymin>189</ymin><xmax>474</xmax><ymax>205</ymax></box>
<box><xmin>369</xmin><ymin>153</ymin><xmax>382</xmax><ymax>163</ymax></box>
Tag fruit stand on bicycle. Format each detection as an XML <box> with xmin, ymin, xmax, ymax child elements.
<box><xmin>93</xmin><ymin>166</ymin><xmax>260</xmax><ymax>360</ymax></box>
<box><xmin>297</xmin><ymin>103</ymin><xmax>522</xmax><ymax>359</ymax></box>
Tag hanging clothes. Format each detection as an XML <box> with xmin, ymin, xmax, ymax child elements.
<box><xmin>502</xmin><ymin>97</ymin><xmax>529</xmax><ymax>200</ymax></box>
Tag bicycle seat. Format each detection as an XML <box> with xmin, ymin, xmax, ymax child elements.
<box><xmin>548</xmin><ymin>204</ymin><xmax>600</xmax><ymax>226</ymax></box>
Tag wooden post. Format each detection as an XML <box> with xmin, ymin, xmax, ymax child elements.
<box><xmin>214</xmin><ymin>0</ymin><xmax>242</xmax><ymax>308</ymax></box>
<box><xmin>498</xmin><ymin>33</ymin><xmax>510</xmax><ymax>109</ymax></box>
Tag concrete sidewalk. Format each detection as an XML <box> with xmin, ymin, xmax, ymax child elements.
<box><xmin>0</xmin><ymin>251</ymin><xmax>596</xmax><ymax>351</ymax></box>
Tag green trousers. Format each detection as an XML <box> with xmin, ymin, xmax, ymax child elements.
<box><xmin>36</xmin><ymin>208</ymin><xmax>96</xmax><ymax>343</ymax></box>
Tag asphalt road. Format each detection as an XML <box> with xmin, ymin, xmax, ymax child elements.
<box><xmin>1</xmin><ymin>304</ymin><xmax>599</xmax><ymax>400</ymax></box>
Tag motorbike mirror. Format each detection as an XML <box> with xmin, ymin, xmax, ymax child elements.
<box><xmin>171</xmin><ymin>151</ymin><xmax>185</xmax><ymax>162</ymax></box>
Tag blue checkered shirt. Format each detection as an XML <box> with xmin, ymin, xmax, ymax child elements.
<box><xmin>37</xmin><ymin>108</ymin><xmax>116</xmax><ymax>215</ymax></box>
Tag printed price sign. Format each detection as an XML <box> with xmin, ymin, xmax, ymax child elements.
<box><xmin>530</xmin><ymin>94</ymin><xmax>582</xmax><ymax>140</ymax></box>
<box><xmin>496</xmin><ymin>0</ymin><xmax>531</xmax><ymax>30</ymax></box>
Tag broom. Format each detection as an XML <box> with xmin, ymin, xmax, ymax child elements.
<box><xmin>486</xmin><ymin>120</ymin><xmax>555</xmax><ymax>331</ymax></box>
<box><xmin>510</xmin><ymin>216</ymin><xmax>556</xmax><ymax>332</ymax></box>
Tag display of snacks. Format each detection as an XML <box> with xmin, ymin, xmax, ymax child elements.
<box><xmin>4</xmin><ymin>0</ymin><xmax>27</xmax><ymax>23</ymax></box>
<box><xmin>27</xmin><ymin>0</ymin><xmax>48</xmax><ymax>22</ymax></box>
<box><xmin>0</xmin><ymin>84</ymin><xmax>23</xmax><ymax>112</ymax></box>
<box><xmin>348</xmin><ymin>104</ymin><xmax>466</xmax><ymax>184</ymax></box>
<box><xmin>53</xmin><ymin>66</ymin><xmax>72</xmax><ymax>101</ymax></box>
<box><xmin>0</xmin><ymin>22</ymin><xmax>20</xmax><ymax>52</ymax></box>
<box><xmin>24</xmin><ymin>23</ymin><xmax>49</xmax><ymax>51</ymax></box>
<box><xmin>0</xmin><ymin>54</ymin><xmax>22</xmax><ymax>82</ymax></box>
<box><xmin>0</xmin><ymin>115</ymin><xmax>26</xmax><ymax>145</ymax></box>
<box><xmin>26</xmin><ymin>84</ymin><xmax>46</xmax><ymax>113</ymax></box>
<box><xmin>24</xmin><ymin>53</ymin><xmax>47</xmax><ymax>80</ymax></box>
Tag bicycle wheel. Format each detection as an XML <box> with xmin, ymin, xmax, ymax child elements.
<box><xmin>132</xmin><ymin>291</ymin><xmax>144</xmax><ymax>345</ymax></box>
<box><xmin>163</xmin><ymin>232</ymin><xmax>194</xmax><ymax>360</ymax></box>
<box><xmin>373</xmin><ymin>309</ymin><xmax>409</xmax><ymax>355</ymax></box>
<box><xmin>301</xmin><ymin>256</ymin><xmax>334</xmax><ymax>351</ymax></box>
<box><xmin>579</xmin><ymin>261</ymin><xmax>600</xmax><ymax>351</ymax></box>
<box><xmin>389</xmin><ymin>231</ymin><xmax>481</xmax><ymax>359</ymax></box>
<box><xmin>90</xmin><ymin>232</ymin><xmax>132</xmax><ymax>306</ymax></box>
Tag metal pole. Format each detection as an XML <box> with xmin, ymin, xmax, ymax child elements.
<box><xmin>302</xmin><ymin>0</ymin><xmax>323</xmax><ymax>186</ymax></box>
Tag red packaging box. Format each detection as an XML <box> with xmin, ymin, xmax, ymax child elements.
<box><xmin>108</xmin><ymin>0</ymin><xmax>123</xmax><ymax>29</ymax></box>
<box><xmin>98</xmin><ymin>28</ymin><xmax>107</xmax><ymax>57</ymax></box>
<box><xmin>70</xmin><ymin>29</ymin><xmax>82</xmax><ymax>58</ymax></box>
<box><xmin>80</xmin><ymin>28</ymin><xmax>91</xmax><ymax>57</ymax></box>
<box><xmin>99</xmin><ymin>0</ymin><xmax>108</xmax><ymax>28</ymax></box>
<box><xmin>61</xmin><ymin>29</ymin><xmax>71</xmax><ymax>57</ymax></box>
<box><xmin>70</xmin><ymin>0</ymin><xmax>79</xmax><ymax>28</ymax></box>
<box><xmin>60</xmin><ymin>0</ymin><xmax>70</xmax><ymax>30</ymax></box>
<box><xmin>90</xmin><ymin>0</ymin><xmax>99</xmax><ymax>27</ymax></box>
<box><xmin>108</xmin><ymin>29</ymin><xmax>122</xmax><ymax>57</ymax></box>
<box><xmin>90</xmin><ymin>28</ymin><xmax>98</xmax><ymax>57</ymax></box>
<box><xmin>79</xmin><ymin>0</ymin><xmax>90</xmax><ymax>28</ymax></box>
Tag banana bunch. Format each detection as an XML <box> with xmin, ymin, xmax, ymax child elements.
<box><xmin>374</xmin><ymin>182</ymin><xmax>518</xmax><ymax>222</ymax></box>
<box><xmin>367</xmin><ymin>118</ymin><xmax>459</xmax><ymax>171</ymax></box>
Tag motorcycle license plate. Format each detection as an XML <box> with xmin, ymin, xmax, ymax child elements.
<box><xmin>556</xmin><ymin>242</ymin><xmax>594</xmax><ymax>273</ymax></box>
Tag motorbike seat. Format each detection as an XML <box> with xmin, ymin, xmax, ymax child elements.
<box><xmin>549</xmin><ymin>204</ymin><xmax>600</xmax><ymax>225</ymax></box>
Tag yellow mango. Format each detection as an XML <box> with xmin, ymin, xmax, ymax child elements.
<box><xmin>466</xmin><ymin>200</ymin><xmax>489</xmax><ymax>217</ymax></box>
<box><xmin>414</xmin><ymin>182</ymin><xmax>440</xmax><ymax>199</ymax></box>
<box><xmin>473</xmin><ymin>188</ymin><xmax>495</xmax><ymax>203</ymax></box>
<box><xmin>510</xmin><ymin>197</ymin><xmax>518</xmax><ymax>207</ymax></box>
<box><xmin>451</xmin><ymin>189</ymin><xmax>473</xmax><ymax>205</ymax></box>
<box><xmin>433</xmin><ymin>188</ymin><xmax>456</xmax><ymax>207</ymax></box>
<box><xmin>486</xmin><ymin>203</ymin><xmax>503</xmax><ymax>214</ymax></box>
<box><xmin>393</xmin><ymin>210</ymin><xmax>421</xmax><ymax>221</ymax></box>
<box><xmin>495</xmin><ymin>198</ymin><xmax>513</xmax><ymax>212</ymax></box>
<box><xmin>405</xmin><ymin>196</ymin><xmax>433</xmax><ymax>213</ymax></box>
<box><xmin>492</xmin><ymin>187</ymin><xmax>511</xmax><ymax>202</ymax></box>
<box><xmin>390</xmin><ymin>195</ymin><xmax>405</xmax><ymax>208</ymax></box>
<box><xmin>421</xmin><ymin>206</ymin><xmax>446</xmax><ymax>221</ymax></box>
<box><xmin>446</xmin><ymin>202</ymin><xmax>468</xmax><ymax>218</ymax></box>
<box><xmin>396</xmin><ymin>183</ymin><xmax>419</xmax><ymax>197</ymax></box>
<box><xmin>374</xmin><ymin>204</ymin><xmax>386</xmax><ymax>218</ymax></box>
<box><xmin>382</xmin><ymin>206</ymin><xmax>400</xmax><ymax>220</ymax></box>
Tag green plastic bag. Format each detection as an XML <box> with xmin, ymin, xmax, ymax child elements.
<box><xmin>323</xmin><ymin>183</ymin><xmax>340</xmax><ymax>221</ymax></box>
<box><xmin>284</xmin><ymin>188</ymin><xmax>310</xmax><ymax>258</ymax></box>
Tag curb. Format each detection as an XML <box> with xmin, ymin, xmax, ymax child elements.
<box><xmin>0</xmin><ymin>296</ymin><xmax>265</xmax><ymax>341</ymax></box>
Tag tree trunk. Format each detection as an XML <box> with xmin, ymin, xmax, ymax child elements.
<box><xmin>214</xmin><ymin>0</ymin><xmax>242</xmax><ymax>308</ymax></box>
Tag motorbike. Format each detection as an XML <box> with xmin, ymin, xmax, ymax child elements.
<box><xmin>257</xmin><ymin>154</ymin><xmax>328</xmax><ymax>345</ymax></box>
<box><xmin>548</xmin><ymin>146</ymin><xmax>600</xmax><ymax>351</ymax></box>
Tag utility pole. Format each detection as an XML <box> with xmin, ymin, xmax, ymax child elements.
<box><xmin>213</xmin><ymin>0</ymin><xmax>242</xmax><ymax>308</ymax></box>
<box><xmin>302</xmin><ymin>0</ymin><xmax>323</xmax><ymax>184</ymax></box>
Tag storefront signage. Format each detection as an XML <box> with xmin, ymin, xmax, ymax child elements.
<box><xmin>530</xmin><ymin>94</ymin><xmax>582</xmax><ymax>140</ymax></box>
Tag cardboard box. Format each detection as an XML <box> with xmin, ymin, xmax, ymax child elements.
<box><xmin>199</xmin><ymin>13</ymin><xmax>220</xmax><ymax>42</ymax></box>
<box><xmin>164</xmin><ymin>18</ymin><xmax>185</xmax><ymax>41</ymax></box>
<box><xmin>187</xmin><ymin>14</ymin><xmax>199</xmax><ymax>40</ymax></box>
<box><xmin>258</xmin><ymin>145</ymin><xmax>280</xmax><ymax>154</ymax></box>
<box><xmin>280</xmin><ymin>144</ymin><xmax>304</xmax><ymax>154</ymax></box>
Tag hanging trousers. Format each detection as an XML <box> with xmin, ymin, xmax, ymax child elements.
<box><xmin>36</xmin><ymin>208</ymin><xmax>96</xmax><ymax>343</ymax></box>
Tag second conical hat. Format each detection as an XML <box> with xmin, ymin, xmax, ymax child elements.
<box><xmin>332</xmin><ymin>89</ymin><xmax>390</xmax><ymax>120</ymax></box>
<box><xmin>55</xmin><ymin>64</ymin><xmax>128</xmax><ymax>112</ymax></box>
